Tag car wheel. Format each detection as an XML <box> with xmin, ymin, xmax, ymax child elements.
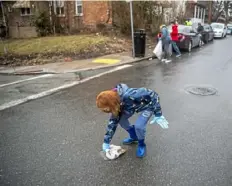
<box><xmin>205</xmin><ymin>36</ymin><xmax>209</xmax><ymax>44</ymax></box>
<box><xmin>188</xmin><ymin>41</ymin><xmax>192</xmax><ymax>52</ymax></box>
<box><xmin>198</xmin><ymin>39</ymin><xmax>203</xmax><ymax>47</ymax></box>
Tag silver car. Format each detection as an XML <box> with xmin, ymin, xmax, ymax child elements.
<box><xmin>227</xmin><ymin>24</ymin><xmax>232</xmax><ymax>35</ymax></box>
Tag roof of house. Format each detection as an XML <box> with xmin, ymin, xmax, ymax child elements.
<box><xmin>12</xmin><ymin>0</ymin><xmax>30</xmax><ymax>9</ymax></box>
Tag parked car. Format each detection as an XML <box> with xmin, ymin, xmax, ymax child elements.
<box><xmin>227</xmin><ymin>24</ymin><xmax>232</xmax><ymax>35</ymax></box>
<box><xmin>211</xmin><ymin>22</ymin><xmax>227</xmax><ymax>38</ymax></box>
<box><xmin>167</xmin><ymin>24</ymin><xmax>201</xmax><ymax>52</ymax></box>
<box><xmin>201</xmin><ymin>24</ymin><xmax>214</xmax><ymax>43</ymax></box>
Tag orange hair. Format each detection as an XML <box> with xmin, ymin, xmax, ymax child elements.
<box><xmin>96</xmin><ymin>90</ymin><xmax>121</xmax><ymax>117</ymax></box>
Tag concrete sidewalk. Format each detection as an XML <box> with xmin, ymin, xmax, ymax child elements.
<box><xmin>0</xmin><ymin>47</ymin><xmax>154</xmax><ymax>75</ymax></box>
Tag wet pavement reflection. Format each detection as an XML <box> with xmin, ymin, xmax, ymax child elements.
<box><xmin>1</xmin><ymin>37</ymin><xmax>232</xmax><ymax>186</ymax></box>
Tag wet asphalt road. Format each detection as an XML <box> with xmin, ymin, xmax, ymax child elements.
<box><xmin>1</xmin><ymin>36</ymin><xmax>232</xmax><ymax>186</ymax></box>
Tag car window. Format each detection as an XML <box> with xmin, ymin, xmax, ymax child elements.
<box><xmin>177</xmin><ymin>25</ymin><xmax>187</xmax><ymax>33</ymax></box>
<box><xmin>227</xmin><ymin>24</ymin><xmax>232</xmax><ymax>28</ymax></box>
<box><xmin>191</xmin><ymin>23</ymin><xmax>198</xmax><ymax>31</ymax></box>
<box><xmin>211</xmin><ymin>24</ymin><xmax>224</xmax><ymax>29</ymax></box>
<box><xmin>184</xmin><ymin>27</ymin><xmax>191</xmax><ymax>33</ymax></box>
<box><xmin>177</xmin><ymin>25</ymin><xmax>191</xmax><ymax>33</ymax></box>
<box><xmin>209</xmin><ymin>26</ymin><xmax>213</xmax><ymax>31</ymax></box>
<box><xmin>204</xmin><ymin>25</ymin><xmax>209</xmax><ymax>31</ymax></box>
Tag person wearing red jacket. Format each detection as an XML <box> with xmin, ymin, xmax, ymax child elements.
<box><xmin>170</xmin><ymin>21</ymin><xmax>181</xmax><ymax>57</ymax></box>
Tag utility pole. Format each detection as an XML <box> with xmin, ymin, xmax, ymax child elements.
<box><xmin>126</xmin><ymin>0</ymin><xmax>135</xmax><ymax>58</ymax></box>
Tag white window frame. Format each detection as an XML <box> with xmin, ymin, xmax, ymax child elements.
<box><xmin>75</xmin><ymin>0</ymin><xmax>83</xmax><ymax>16</ymax></box>
<box><xmin>54</xmin><ymin>0</ymin><xmax>65</xmax><ymax>16</ymax></box>
<box><xmin>8</xmin><ymin>6</ymin><xmax>13</xmax><ymax>13</ymax></box>
<box><xmin>20</xmin><ymin>8</ymin><xmax>31</xmax><ymax>16</ymax></box>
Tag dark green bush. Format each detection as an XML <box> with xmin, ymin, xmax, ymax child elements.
<box><xmin>34</xmin><ymin>12</ymin><xmax>52</xmax><ymax>36</ymax></box>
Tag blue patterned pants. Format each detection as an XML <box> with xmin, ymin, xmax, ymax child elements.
<box><xmin>119</xmin><ymin>110</ymin><xmax>153</xmax><ymax>140</ymax></box>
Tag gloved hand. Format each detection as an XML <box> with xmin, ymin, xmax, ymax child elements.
<box><xmin>150</xmin><ymin>115</ymin><xmax>169</xmax><ymax>129</ymax></box>
<box><xmin>102</xmin><ymin>143</ymin><xmax>110</xmax><ymax>152</ymax></box>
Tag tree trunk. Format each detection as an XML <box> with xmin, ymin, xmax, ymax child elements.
<box><xmin>212</xmin><ymin>1</ymin><xmax>223</xmax><ymax>22</ymax></box>
<box><xmin>208</xmin><ymin>1</ymin><xmax>212</xmax><ymax>23</ymax></box>
<box><xmin>224</xmin><ymin>1</ymin><xmax>231</xmax><ymax>24</ymax></box>
<box><xmin>0</xmin><ymin>1</ymin><xmax>6</xmax><ymax>26</ymax></box>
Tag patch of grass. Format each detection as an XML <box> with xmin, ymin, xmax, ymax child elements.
<box><xmin>0</xmin><ymin>34</ymin><xmax>110</xmax><ymax>55</ymax></box>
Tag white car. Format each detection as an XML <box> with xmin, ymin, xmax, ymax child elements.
<box><xmin>211</xmin><ymin>23</ymin><xmax>227</xmax><ymax>38</ymax></box>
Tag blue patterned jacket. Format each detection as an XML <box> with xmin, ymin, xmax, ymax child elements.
<box><xmin>103</xmin><ymin>83</ymin><xmax>162</xmax><ymax>144</ymax></box>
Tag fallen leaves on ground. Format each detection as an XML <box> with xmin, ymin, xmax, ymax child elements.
<box><xmin>0</xmin><ymin>34</ymin><xmax>130</xmax><ymax>67</ymax></box>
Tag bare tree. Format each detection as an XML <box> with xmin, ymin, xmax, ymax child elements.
<box><xmin>211</xmin><ymin>0</ymin><xmax>224</xmax><ymax>22</ymax></box>
<box><xmin>112</xmin><ymin>1</ymin><xmax>173</xmax><ymax>35</ymax></box>
<box><xmin>223</xmin><ymin>0</ymin><xmax>232</xmax><ymax>23</ymax></box>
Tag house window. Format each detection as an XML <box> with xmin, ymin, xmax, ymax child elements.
<box><xmin>8</xmin><ymin>6</ymin><xmax>13</xmax><ymax>13</ymax></box>
<box><xmin>76</xmin><ymin>0</ymin><xmax>83</xmax><ymax>16</ymax></box>
<box><xmin>21</xmin><ymin>8</ymin><xmax>31</xmax><ymax>16</ymax></box>
<box><xmin>54</xmin><ymin>0</ymin><xmax>65</xmax><ymax>16</ymax></box>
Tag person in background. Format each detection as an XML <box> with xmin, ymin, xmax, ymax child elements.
<box><xmin>197</xmin><ymin>22</ymin><xmax>204</xmax><ymax>33</ymax></box>
<box><xmin>170</xmin><ymin>21</ymin><xmax>181</xmax><ymax>57</ymax></box>
<box><xmin>185</xmin><ymin>18</ymin><xmax>192</xmax><ymax>26</ymax></box>
<box><xmin>160</xmin><ymin>25</ymin><xmax>172</xmax><ymax>63</ymax></box>
<box><xmin>197</xmin><ymin>22</ymin><xmax>204</xmax><ymax>44</ymax></box>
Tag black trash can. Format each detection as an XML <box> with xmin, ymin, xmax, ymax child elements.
<box><xmin>0</xmin><ymin>25</ymin><xmax>6</xmax><ymax>38</ymax></box>
<box><xmin>134</xmin><ymin>29</ymin><xmax>146</xmax><ymax>57</ymax></box>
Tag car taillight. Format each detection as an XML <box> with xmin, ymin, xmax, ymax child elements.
<box><xmin>178</xmin><ymin>34</ymin><xmax>185</xmax><ymax>41</ymax></box>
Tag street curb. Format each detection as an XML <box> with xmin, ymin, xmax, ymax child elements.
<box><xmin>0</xmin><ymin>69</ymin><xmax>58</xmax><ymax>76</ymax></box>
<box><xmin>0</xmin><ymin>71</ymin><xmax>58</xmax><ymax>76</ymax></box>
<box><xmin>0</xmin><ymin>55</ymin><xmax>155</xmax><ymax>76</ymax></box>
<box><xmin>66</xmin><ymin>55</ymin><xmax>154</xmax><ymax>74</ymax></box>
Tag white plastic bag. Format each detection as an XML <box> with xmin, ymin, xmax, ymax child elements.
<box><xmin>153</xmin><ymin>40</ymin><xmax>163</xmax><ymax>60</ymax></box>
<box><xmin>100</xmin><ymin>144</ymin><xmax>127</xmax><ymax>160</ymax></box>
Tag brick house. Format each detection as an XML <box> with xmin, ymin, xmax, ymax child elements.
<box><xmin>1</xmin><ymin>0</ymin><xmax>112</xmax><ymax>38</ymax></box>
<box><xmin>185</xmin><ymin>0</ymin><xmax>207</xmax><ymax>24</ymax></box>
<box><xmin>1</xmin><ymin>1</ymin><xmax>49</xmax><ymax>38</ymax></box>
<box><xmin>52</xmin><ymin>0</ymin><xmax>112</xmax><ymax>33</ymax></box>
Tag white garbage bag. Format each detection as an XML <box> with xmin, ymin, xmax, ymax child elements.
<box><xmin>100</xmin><ymin>144</ymin><xmax>127</xmax><ymax>160</ymax></box>
<box><xmin>153</xmin><ymin>40</ymin><xmax>163</xmax><ymax>60</ymax></box>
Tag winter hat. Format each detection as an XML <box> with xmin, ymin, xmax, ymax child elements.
<box><xmin>160</xmin><ymin>24</ymin><xmax>166</xmax><ymax>29</ymax></box>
